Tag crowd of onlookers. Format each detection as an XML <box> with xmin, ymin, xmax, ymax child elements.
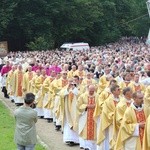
<box><xmin>0</xmin><ymin>37</ymin><xmax>150</xmax><ymax>150</ymax></box>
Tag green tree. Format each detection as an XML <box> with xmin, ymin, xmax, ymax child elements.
<box><xmin>0</xmin><ymin>0</ymin><xmax>149</xmax><ymax>51</ymax></box>
<box><xmin>26</xmin><ymin>36</ymin><xmax>53</xmax><ymax>50</ymax></box>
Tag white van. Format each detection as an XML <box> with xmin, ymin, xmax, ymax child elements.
<box><xmin>60</xmin><ymin>42</ymin><xmax>90</xmax><ymax>51</ymax></box>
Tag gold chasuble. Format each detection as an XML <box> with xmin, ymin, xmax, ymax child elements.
<box><xmin>52</xmin><ymin>78</ymin><xmax>68</xmax><ymax>122</ymax></box>
<box><xmin>59</xmin><ymin>88</ymin><xmax>76</xmax><ymax>130</ymax></box>
<box><xmin>62</xmin><ymin>79</ymin><xmax>68</xmax><ymax>87</ymax></box>
<box><xmin>22</xmin><ymin>71</ymin><xmax>34</xmax><ymax>94</ymax></box>
<box><xmin>97</xmin><ymin>94</ymin><xmax>120</xmax><ymax>148</ymax></box>
<box><xmin>119</xmin><ymin>81</ymin><xmax>130</xmax><ymax>91</ymax></box>
<box><xmin>29</xmin><ymin>75</ymin><xmax>38</xmax><ymax>94</ymax></box>
<box><xmin>128</xmin><ymin>82</ymin><xmax>145</xmax><ymax>93</ymax></box>
<box><xmin>6</xmin><ymin>70</ymin><xmax>15</xmax><ymax>95</ymax></box>
<box><xmin>97</xmin><ymin>75</ymin><xmax>109</xmax><ymax>94</ymax></box>
<box><xmin>74</xmin><ymin>70</ymin><xmax>86</xmax><ymax>78</ymax></box>
<box><xmin>35</xmin><ymin>75</ymin><xmax>47</xmax><ymax>108</ymax></box>
<box><xmin>67</xmin><ymin>70</ymin><xmax>76</xmax><ymax>79</ymax></box>
<box><xmin>143</xmin><ymin>115</ymin><xmax>150</xmax><ymax>150</ymax></box>
<box><xmin>144</xmin><ymin>86</ymin><xmax>150</xmax><ymax>116</ymax></box>
<box><xmin>81</xmin><ymin>78</ymin><xmax>97</xmax><ymax>93</ymax></box>
<box><xmin>115</xmin><ymin>103</ymin><xmax>147</xmax><ymax>150</ymax></box>
<box><xmin>93</xmin><ymin>88</ymin><xmax>111</xmax><ymax>121</ymax></box>
<box><xmin>42</xmin><ymin>76</ymin><xmax>55</xmax><ymax>109</ymax></box>
<box><xmin>112</xmin><ymin>97</ymin><xmax>132</xmax><ymax>148</ymax></box>
<box><xmin>13</xmin><ymin>70</ymin><xmax>24</xmax><ymax>97</ymax></box>
<box><xmin>77</xmin><ymin>92</ymin><xmax>97</xmax><ymax>141</ymax></box>
<box><xmin>35</xmin><ymin>75</ymin><xmax>47</xmax><ymax>93</ymax></box>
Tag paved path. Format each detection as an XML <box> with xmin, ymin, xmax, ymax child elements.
<box><xmin>0</xmin><ymin>92</ymin><xmax>79</xmax><ymax>150</ymax></box>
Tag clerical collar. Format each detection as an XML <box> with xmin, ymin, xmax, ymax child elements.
<box><xmin>124</xmin><ymin>97</ymin><xmax>132</xmax><ymax>103</ymax></box>
<box><xmin>134</xmin><ymin>82</ymin><xmax>140</xmax><ymax>86</ymax></box>
<box><xmin>89</xmin><ymin>95</ymin><xmax>95</xmax><ymax>98</ymax></box>
<box><xmin>105</xmin><ymin>87</ymin><xmax>110</xmax><ymax>93</ymax></box>
<box><xmin>131</xmin><ymin>102</ymin><xmax>144</xmax><ymax>111</ymax></box>
<box><xmin>113</xmin><ymin>95</ymin><xmax>120</xmax><ymax>102</ymax></box>
<box><xmin>88</xmin><ymin>93</ymin><xmax>95</xmax><ymax>98</ymax></box>
<box><xmin>125</xmin><ymin>80</ymin><xmax>130</xmax><ymax>83</ymax></box>
<box><xmin>134</xmin><ymin>104</ymin><xmax>142</xmax><ymax>108</ymax></box>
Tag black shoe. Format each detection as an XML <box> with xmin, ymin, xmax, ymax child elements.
<box><xmin>39</xmin><ymin>116</ymin><xmax>44</xmax><ymax>119</ymax></box>
<box><xmin>84</xmin><ymin>148</ymin><xmax>90</xmax><ymax>150</ymax></box>
<box><xmin>5</xmin><ymin>95</ymin><xmax>9</xmax><ymax>99</ymax></box>
<box><xmin>47</xmin><ymin>118</ymin><xmax>53</xmax><ymax>123</ymax></box>
<box><xmin>66</xmin><ymin>141</ymin><xmax>70</xmax><ymax>144</ymax></box>
<box><xmin>80</xmin><ymin>147</ymin><xmax>84</xmax><ymax>149</ymax></box>
<box><xmin>11</xmin><ymin>99</ymin><xmax>14</xmax><ymax>103</ymax></box>
<box><xmin>68</xmin><ymin>142</ymin><xmax>79</xmax><ymax>146</ymax></box>
<box><xmin>55</xmin><ymin>125</ymin><xmax>61</xmax><ymax>131</ymax></box>
<box><xmin>47</xmin><ymin>119</ymin><xmax>51</xmax><ymax>123</ymax></box>
<box><xmin>15</xmin><ymin>103</ymin><xmax>23</xmax><ymax>106</ymax></box>
<box><xmin>68</xmin><ymin>142</ymin><xmax>75</xmax><ymax>146</ymax></box>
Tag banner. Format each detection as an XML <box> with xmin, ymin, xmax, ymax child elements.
<box><xmin>0</xmin><ymin>41</ymin><xmax>8</xmax><ymax>56</ymax></box>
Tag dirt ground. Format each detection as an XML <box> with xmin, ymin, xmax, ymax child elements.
<box><xmin>0</xmin><ymin>92</ymin><xmax>80</xmax><ymax>150</ymax></box>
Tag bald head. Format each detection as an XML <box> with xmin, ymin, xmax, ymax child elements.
<box><xmin>62</xmin><ymin>71</ymin><xmax>67</xmax><ymax>79</ymax></box>
<box><xmin>68</xmin><ymin>78</ymin><xmax>74</xmax><ymax>84</ymax></box>
<box><xmin>28</xmin><ymin>66</ymin><xmax>32</xmax><ymax>72</ymax></box>
<box><xmin>72</xmin><ymin>65</ymin><xmax>76</xmax><ymax>71</ymax></box>
<box><xmin>144</xmin><ymin>63</ymin><xmax>150</xmax><ymax>71</ymax></box>
<box><xmin>36</xmin><ymin>69</ymin><xmax>40</xmax><ymax>75</ymax></box>
<box><xmin>41</xmin><ymin>69</ymin><xmax>46</xmax><ymax>75</ymax></box>
<box><xmin>63</xmin><ymin>64</ymin><xmax>68</xmax><ymax>71</ymax></box>
<box><xmin>106</xmin><ymin>74</ymin><xmax>113</xmax><ymax>81</ymax></box>
<box><xmin>12</xmin><ymin>65</ymin><xmax>17</xmax><ymax>71</ymax></box>
<box><xmin>87</xmin><ymin>72</ymin><xmax>91</xmax><ymax>79</ymax></box>
<box><xmin>18</xmin><ymin>65</ymin><xmax>22</xmax><ymax>71</ymax></box>
<box><xmin>78</xmin><ymin>65</ymin><xmax>83</xmax><ymax>71</ymax></box>
<box><xmin>88</xmin><ymin>85</ymin><xmax>95</xmax><ymax>96</ymax></box>
<box><xmin>104</xmin><ymin>67</ymin><xmax>110</xmax><ymax>75</ymax></box>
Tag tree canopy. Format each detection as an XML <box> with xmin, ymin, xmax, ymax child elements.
<box><xmin>0</xmin><ymin>0</ymin><xmax>149</xmax><ymax>51</ymax></box>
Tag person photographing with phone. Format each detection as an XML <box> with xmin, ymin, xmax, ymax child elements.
<box><xmin>14</xmin><ymin>93</ymin><xmax>38</xmax><ymax>150</ymax></box>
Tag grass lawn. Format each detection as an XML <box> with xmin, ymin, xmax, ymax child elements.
<box><xmin>0</xmin><ymin>101</ymin><xmax>46</xmax><ymax>150</ymax></box>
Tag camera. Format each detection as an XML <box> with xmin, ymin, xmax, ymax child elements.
<box><xmin>30</xmin><ymin>103</ymin><xmax>36</xmax><ymax>109</ymax></box>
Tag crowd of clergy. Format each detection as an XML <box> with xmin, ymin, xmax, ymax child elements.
<box><xmin>0</xmin><ymin>37</ymin><xmax>150</xmax><ymax>150</ymax></box>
